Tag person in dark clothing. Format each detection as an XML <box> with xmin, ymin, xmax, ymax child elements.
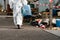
<box><xmin>6</xmin><ymin>4</ymin><xmax>13</xmax><ymax>15</ymax></box>
<box><xmin>46</xmin><ymin>8</ymin><xmax>49</xmax><ymax>12</ymax></box>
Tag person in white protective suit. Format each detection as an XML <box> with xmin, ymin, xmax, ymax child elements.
<box><xmin>9</xmin><ymin>0</ymin><xmax>28</xmax><ymax>29</ymax></box>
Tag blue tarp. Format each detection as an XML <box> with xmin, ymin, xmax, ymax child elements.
<box><xmin>22</xmin><ymin>5</ymin><xmax>32</xmax><ymax>16</ymax></box>
<box><xmin>56</xmin><ymin>19</ymin><xmax>60</xmax><ymax>27</ymax></box>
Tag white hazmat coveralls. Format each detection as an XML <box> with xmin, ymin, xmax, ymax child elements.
<box><xmin>9</xmin><ymin>0</ymin><xmax>28</xmax><ymax>26</ymax></box>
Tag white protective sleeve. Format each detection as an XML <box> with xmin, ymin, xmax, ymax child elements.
<box><xmin>9</xmin><ymin>0</ymin><xmax>13</xmax><ymax>9</ymax></box>
<box><xmin>21</xmin><ymin>0</ymin><xmax>28</xmax><ymax>6</ymax></box>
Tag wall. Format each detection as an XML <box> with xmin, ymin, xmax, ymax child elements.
<box><xmin>39</xmin><ymin>0</ymin><xmax>59</xmax><ymax>12</ymax></box>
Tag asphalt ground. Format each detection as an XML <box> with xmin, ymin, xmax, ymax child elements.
<box><xmin>0</xmin><ymin>17</ymin><xmax>60</xmax><ymax>40</ymax></box>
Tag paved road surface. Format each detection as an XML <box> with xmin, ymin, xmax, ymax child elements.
<box><xmin>0</xmin><ymin>18</ymin><xmax>60</xmax><ymax>40</ymax></box>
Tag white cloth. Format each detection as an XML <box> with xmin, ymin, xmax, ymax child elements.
<box><xmin>9</xmin><ymin>0</ymin><xmax>28</xmax><ymax>25</ymax></box>
<box><xmin>52</xmin><ymin>18</ymin><xmax>56</xmax><ymax>24</ymax></box>
<box><xmin>43</xmin><ymin>19</ymin><xmax>49</xmax><ymax>25</ymax></box>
